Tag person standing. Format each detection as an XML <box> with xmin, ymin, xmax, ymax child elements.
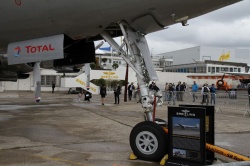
<box><xmin>192</xmin><ymin>81</ymin><xmax>198</xmax><ymax>102</ymax></box>
<box><xmin>78</xmin><ymin>92</ymin><xmax>82</xmax><ymax>102</ymax></box>
<box><xmin>180</xmin><ymin>82</ymin><xmax>186</xmax><ymax>101</ymax></box>
<box><xmin>133</xmin><ymin>83</ymin><xmax>140</xmax><ymax>100</ymax></box>
<box><xmin>114</xmin><ymin>83</ymin><xmax>121</xmax><ymax>104</ymax></box>
<box><xmin>176</xmin><ymin>81</ymin><xmax>181</xmax><ymax>101</ymax></box>
<box><xmin>100</xmin><ymin>84</ymin><xmax>107</xmax><ymax>105</ymax></box>
<box><xmin>210</xmin><ymin>84</ymin><xmax>216</xmax><ymax>105</ymax></box>
<box><xmin>168</xmin><ymin>83</ymin><xmax>175</xmax><ymax>105</ymax></box>
<box><xmin>52</xmin><ymin>81</ymin><xmax>55</xmax><ymax>93</ymax></box>
<box><xmin>201</xmin><ymin>83</ymin><xmax>210</xmax><ymax>105</ymax></box>
<box><xmin>128</xmin><ymin>82</ymin><xmax>135</xmax><ymax>101</ymax></box>
<box><xmin>164</xmin><ymin>82</ymin><xmax>169</xmax><ymax>101</ymax></box>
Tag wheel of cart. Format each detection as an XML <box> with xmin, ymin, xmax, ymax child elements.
<box><xmin>129</xmin><ymin>121</ymin><xmax>168</xmax><ymax>161</ymax></box>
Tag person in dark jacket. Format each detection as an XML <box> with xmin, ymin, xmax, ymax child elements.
<box><xmin>175</xmin><ymin>81</ymin><xmax>181</xmax><ymax>101</ymax></box>
<box><xmin>114</xmin><ymin>83</ymin><xmax>121</xmax><ymax>104</ymax></box>
<box><xmin>210</xmin><ymin>84</ymin><xmax>216</xmax><ymax>105</ymax></box>
<box><xmin>100</xmin><ymin>84</ymin><xmax>107</xmax><ymax>105</ymax></box>
<box><xmin>84</xmin><ymin>90</ymin><xmax>92</xmax><ymax>102</ymax></box>
<box><xmin>128</xmin><ymin>82</ymin><xmax>135</xmax><ymax>101</ymax></box>
<box><xmin>52</xmin><ymin>82</ymin><xmax>55</xmax><ymax>93</ymax></box>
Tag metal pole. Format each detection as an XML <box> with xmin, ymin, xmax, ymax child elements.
<box><xmin>124</xmin><ymin>63</ymin><xmax>128</xmax><ymax>102</ymax></box>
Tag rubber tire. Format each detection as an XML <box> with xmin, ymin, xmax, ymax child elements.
<box><xmin>130</xmin><ymin>121</ymin><xmax>168</xmax><ymax>161</ymax></box>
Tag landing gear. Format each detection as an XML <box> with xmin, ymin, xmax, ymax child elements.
<box><xmin>129</xmin><ymin>121</ymin><xmax>168</xmax><ymax>161</ymax></box>
<box><xmin>100</xmin><ymin>22</ymin><xmax>165</xmax><ymax>162</ymax></box>
<box><xmin>100</xmin><ymin>21</ymin><xmax>163</xmax><ymax>122</ymax></box>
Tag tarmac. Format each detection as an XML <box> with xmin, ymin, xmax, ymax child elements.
<box><xmin>0</xmin><ymin>91</ymin><xmax>250</xmax><ymax>166</ymax></box>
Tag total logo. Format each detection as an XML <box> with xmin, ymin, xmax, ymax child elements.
<box><xmin>25</xmin><ymin>44</ymin><xmax>55</xmax><ymax>54</ymax></box>
<box><xmin>13</xmin><ymin>46</ymin><xmax>21</xmax><ymax>57</ymax></box>
<box><xmin>13</xmin><ymin>44</ymin><xmax>55</xmax><ymax>57</ymax></box>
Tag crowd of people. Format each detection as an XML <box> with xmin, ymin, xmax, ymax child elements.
<box><xmin>97</xmin><ymin>81</ymin><xmax>219</xmax><ymax>106</ymax></box>
<box><xmin>163</xmin><ymin>81</ymin><xmax>217</xmax><ymax>105</ymax></box>
<box><xmin>164</xmin><ymin>82</ymin><xmax>187</xmax><ymax>105</ymax></box>
<box><xmin>99</xmin><ymin>81</ymin><xmax>155</xmax><ymax>105</ymax></box>
<box><xmin>74</xmin><ymin>80</ymin><xmax>221</xmax><ymax>106</ymax></box>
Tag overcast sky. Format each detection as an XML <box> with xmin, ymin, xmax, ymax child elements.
<box><xmin>97</xmin><ymin>1</ymin><xmax>250</xmax><ymax>55</ymax></box>
<box><xmin>146</xmin><ymin>0</ymin><xmax>250</xmax><ymax>55</ymax></box>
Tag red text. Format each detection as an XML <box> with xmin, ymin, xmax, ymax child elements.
<box><xmin>25</xmin><ymin>44</ymin><xmax>55</xmax><ymax>54</ymax></box>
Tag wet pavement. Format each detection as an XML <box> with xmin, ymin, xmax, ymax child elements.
<box><xmin>0</xmin><ymin>91</ymin><xmax>250</xmax><ymax>166</ymax></box>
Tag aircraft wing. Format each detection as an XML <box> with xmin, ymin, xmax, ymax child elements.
<box><xmin>0</xmin><ymin>0</ymin><xmax>242</xmax><ymax>53</ymax></box>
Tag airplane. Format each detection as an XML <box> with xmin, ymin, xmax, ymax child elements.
<box><xmin>0</xmin><ymin>1</ymin><xmax>245</xmax><ymax>163</ymax></box>
<box><xmin>173</xmin><ymin>150</ymin><xmax>185</xmax><ymax>157</ymax></box>
<box><xmin>187</xmin><ymin>72</ymin><xmax>250</xmax><ymax>91</ymax></box>
<box><xmin>0</xmin><ymin>1</ymin><xmax>242</xmax><ymax>115</ymax></box>
<box><xmin>175</xmin><ymin>123</ymin><xmax>200</xmax><ymax>129</ymax></box>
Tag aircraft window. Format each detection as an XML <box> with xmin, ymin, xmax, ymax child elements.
<box><xmin>238</xmin><ymin>68</ymin><xmax>241</xmax><ymax>72</ymax></box>
<box><xmin>200</xmin><ymin>67</ymin><xmax>204</xmax><ymax>73</ymax></box>
<box><xmin>216</xmin><ymin>67</ymin><xmax>220</xmax><ymax>72</ymax></box>
<box><xmin>230</xmin><ymin>68</ymin><xmax>233</xmax><ymax>72</ymax></box>
<box><xmin>212</xmin><ymin>67</ymin><xmax>215</xmax><ymax>73</ymax></box>
<box><xmin>41</xmin><ymin>75</ymin><xmax>57</xmax><ymax>86</ymax></box>
<box><xmin>221</xmin><ymin>67</ymin><xmax>228</xmax><ymax>72</ymax></box>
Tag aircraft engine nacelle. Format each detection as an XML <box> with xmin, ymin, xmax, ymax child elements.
<box><xmin>0</xmin><ymin>72</ymin><xmax>30</xmax><ymax>82</ymax></box>
<box><xmin>17</xmin><ymin>73</ymin><xmax>30</xmax><ymax>79</ymax></box>
<box><xmin>239</xmin><ymin>79</ymin><xmax>250</xmax><ymax>85</ymax></box>
<box><xmin>54</xmin><ymin>67</ymin><xmax>80</xmax><ymax>73</ymax></box>
<box><xmin>216</xmin><ymin>79</ymin><xmax>230</xmax><ymax>91</ymax></box>
<box><xmin>53</xmin><ymin>35</ymin><xmax>95</xmax><ymax>68</ymax></box>
<box><xmin>217</xmin><ymin>80</ymin><xmax>224</xmax><ymax>87</ymax></box>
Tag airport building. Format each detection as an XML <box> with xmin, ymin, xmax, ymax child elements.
<box><xmin>1</xmin><ymin>46</ymin><xmax>249</xmax><ymax>92</ymax></box>
<box><xmin>159</xmin><ymin>46</ymin><xmax>250</xmax><ymax>73</ymax></box>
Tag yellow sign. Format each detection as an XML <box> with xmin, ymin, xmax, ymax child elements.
<box><xmin>101</xmin><ymin>71</ymin><xmax>119</xmax><ymax>79</ymax></box>
<box><xmin>219</xmin><ymin>51</ymin><xmax>230</xmax><ymax>61</ymax></box>
<box><xmin>76</xmin><ymin>78</ymin><xmax>96</xmax><ymax>92</ymax></box>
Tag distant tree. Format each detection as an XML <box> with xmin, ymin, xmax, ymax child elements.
<box><xmin>112</xmin><ymin>63</ymin><xmax>119</xmax><ymax>70</ymax></box>
<box><xmin>97</xmin><ymin>78</ymin><xmax>106</xmax><ymax>86</ymax></box>
<box><xmin>102</xmin><ymin>58</ymin><xmax>107</xmax><ymax>64</ymax></box>
<box><xmin>111</xmin><ymin>80</ymin><xmax>117</xmax><ymax>89</ymax></box>
<box><xmin>120</xmin><ymin>80</ymin><xmax>126</xmax><ymax>86</ymax></box>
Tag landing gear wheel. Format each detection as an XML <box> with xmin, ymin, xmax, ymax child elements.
<box><xmin>130</xmin><ymin>121</ymin><xmax>168</xmax><ymax>161</ymax></box>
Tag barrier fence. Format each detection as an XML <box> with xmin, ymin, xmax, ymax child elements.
<box><xmin>162</xmin><ymin>90</ymin><xmax>250</xmax><ymax>117</ymax></box>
